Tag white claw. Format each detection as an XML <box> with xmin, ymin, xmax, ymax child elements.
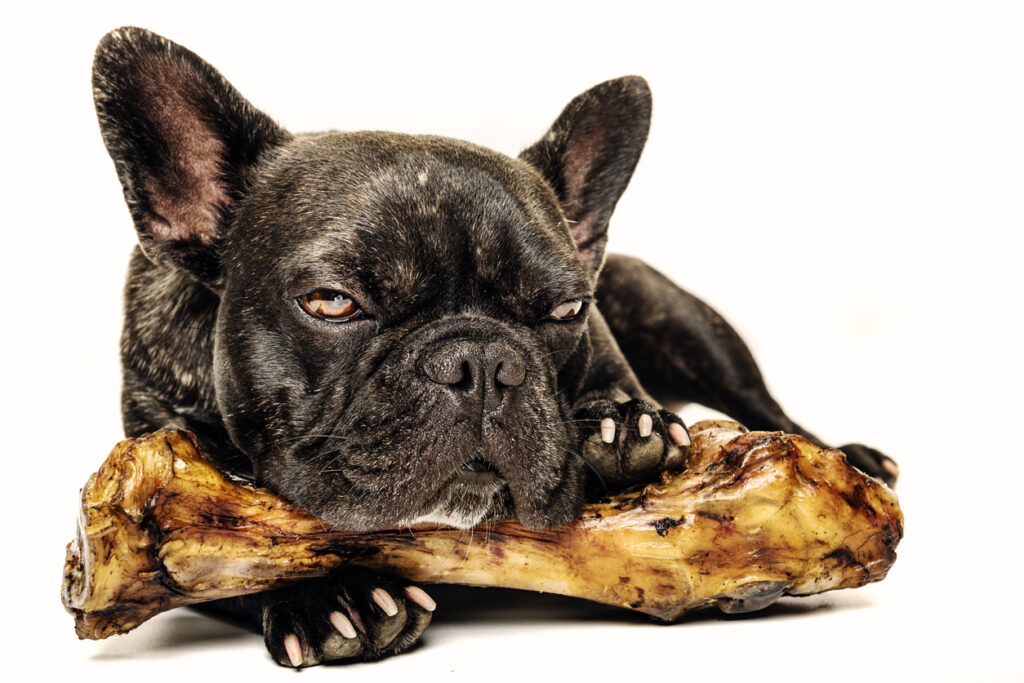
<box><xmin>405</xmin><ymin>585</ymin><xmax>437</xmax><ymax>611</ymax></box>
<box><xmin>329</xmin><ymin>610</ymin><xmax>357</xmax><ymax>639</ymax></box>
<box><xmin>668</xmin><ymin>422</ymin><xmax>691</xmax><ymax>448</ymax></box>
<box><xmin>600</xmin><ymin>418</ymin><xmax>616</xmax><ymax>444</ymax></box>
<box><xmin>283</xmin><ymin>633</ymin><xmax>303</xmax><ymax>667</ymax></box>
<box><xmin>372</xmin><ymin>587</ymin><xmax>399</xmax><ymax>616</ymax></box>
<box><xmin>638</xmin><ymin>414</ymin><xmax>653</xmax><ymax>437</ymax></box>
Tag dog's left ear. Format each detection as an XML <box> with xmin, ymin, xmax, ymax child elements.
<box><xmin>520</xmin><ymin>76</ymin><xmax>652</xmax><ymax>276</ymax></box>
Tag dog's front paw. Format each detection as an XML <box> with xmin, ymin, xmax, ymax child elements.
<box><xmin>260</xmin><ymin>568</ymin><xmax>435</xmax><ymax>668</ymax></box>
<box><xmin>839</xmin><ymin>442</ymin><xmax>899</xmax><ymax>487</ymax></box>
<box><xmin>575</xmin><ymin>398</ymin><xmax>690</xmax><ymax>490</ymax></box>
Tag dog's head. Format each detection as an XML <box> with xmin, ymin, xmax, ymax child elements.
<box><xmin>94</xmin><ymin>28</ymin><xmax>651</xmax><ymax>531</ymax></box>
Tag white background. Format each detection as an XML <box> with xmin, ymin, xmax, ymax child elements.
<box><xmin>2</xmin><ymin>1</ymin><xmax>1022</xmax><ymax>681</ymax></box>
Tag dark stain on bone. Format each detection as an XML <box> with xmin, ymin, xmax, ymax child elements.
<box><xmin>649</xmin><ymin>516</ymin><xmax>685</xmax><ymax>536</ymax></box>
<box><xmin>840</xmin><ymin>483</ymin><xmax>877</xmax><ymax>519</ymax></box>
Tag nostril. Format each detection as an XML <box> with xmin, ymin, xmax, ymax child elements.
<box><xmin>452</xmin><ymin>360</ymin><xmax>474</xmax><ymax>392</ymax></box>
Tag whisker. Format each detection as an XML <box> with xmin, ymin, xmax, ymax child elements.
<box><xmin>278</xmin><ymin>433</ymin><xmax>355</xmax><ymax>444</ymax></box>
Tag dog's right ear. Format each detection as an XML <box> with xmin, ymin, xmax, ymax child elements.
<box><xmin>93</xmin><ymin>27</ymin><xmax>291</xmax><ymax>285</ymax></box>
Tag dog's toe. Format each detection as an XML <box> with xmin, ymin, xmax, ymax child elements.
<box><xmin>575</xmin><ymin>398</ymin><xmax>689</xmax><ymax>490</ymax></box>
<box><xmin>839</xmin><ymin>442</ymin><xmax>898</xmax><ymax>487</ymax></box>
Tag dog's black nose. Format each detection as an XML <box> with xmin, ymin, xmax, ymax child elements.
<box><xmin>420</xmin><ymin>340</ymin><xmax>525</xmax><ymax>412</ymax></box>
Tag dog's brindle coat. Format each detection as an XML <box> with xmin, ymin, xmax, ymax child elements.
<box><xmin>94</xmin><ymin>27</ymin><xmax>898</xmax><ymax>667</ymax></box>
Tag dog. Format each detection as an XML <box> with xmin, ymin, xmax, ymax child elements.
<box><xmin>92</xmin><ymin>27</ymin><xmax>898</xmax><ymax>667</ymax></box>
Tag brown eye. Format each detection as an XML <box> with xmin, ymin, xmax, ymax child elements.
<box><xmin>298</xmin><ymin>289</ymin><xmax>361</xmax><ymax>321</ymax></box>
<box><xmin>549</xmin><ymin>298</ymin><xmax>584</xmax><ymax>321</ymax></box>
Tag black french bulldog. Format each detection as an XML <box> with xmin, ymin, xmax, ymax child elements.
<box><xmin>92</xmin><ymin>27</ymin><xmax>898</xmax><ymax>667</ymax></box>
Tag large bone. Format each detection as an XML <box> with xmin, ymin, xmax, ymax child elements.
<box><xmin>62</xmin><ymin>420</ymin><xmax>902</xmax><ymax>640</ymax></box>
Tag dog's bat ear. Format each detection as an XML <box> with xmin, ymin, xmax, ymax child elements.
<box><xmin>519</xmin><ymin>76</ymin><xmax>651</xmax><ymax>276</ymax></box>
<box><xmin>92</xmin><ymin>27</ymin><xmax>291</xmax><ymax>285</ymax></box>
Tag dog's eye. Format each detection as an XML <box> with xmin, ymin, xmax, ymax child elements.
<box><xmin>549</xmin><ymin>298</ymin><xmax>585</xmax><ymax>321</ymax></box>
<box><xmin>298</xmin><ymin>290</ymin><xmax>361</xmax><ymax>321</ymax></box>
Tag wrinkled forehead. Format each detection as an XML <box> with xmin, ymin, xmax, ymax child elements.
<box><xmin>232</xmin><ymin>132</ymin><xmax>590</xmax><ymax>313</ymax></box>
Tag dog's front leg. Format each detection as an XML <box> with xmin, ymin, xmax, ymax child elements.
<box><xmin>570</xmin><ymin>310</ymin><xmax>691</xmax><ymax>492</ymax></box>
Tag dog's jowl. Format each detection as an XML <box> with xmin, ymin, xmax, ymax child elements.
<box><xmin>93</xmin><ymin>26</ymin><xmax>898</xmax><ymax>667</ymax></box>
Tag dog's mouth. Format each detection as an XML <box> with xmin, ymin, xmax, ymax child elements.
<box><xmin>454</xmin><ymin>454</ymin><xmax>500</xmax><ymax>485</ymax></box>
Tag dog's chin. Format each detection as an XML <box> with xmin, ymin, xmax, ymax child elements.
<box><xmin>402</xmin><ymin>477</ymin><xmax>513</xmax><ymax>530</ymax></box>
